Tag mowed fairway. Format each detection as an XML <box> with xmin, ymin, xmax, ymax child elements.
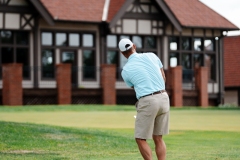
<box><xmin>0</xmin><ymin>106</ymin><xmax>239</xmax><ymax>131</ymax></box>
<box><xmin>0</xmin><ymin>105</ymin><xmax>240</xmax><ymax>160</ymax></box>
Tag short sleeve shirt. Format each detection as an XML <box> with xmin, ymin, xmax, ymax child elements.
<box><xmin>121</xmin><ymin>52</ymin><xmax>165</xmax><ymax>99</ymax></box>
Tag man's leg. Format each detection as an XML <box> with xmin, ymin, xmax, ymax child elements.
<box><xmin>152</xmin><ymin>135</ymin><xmax>166</xmax><ymax>160</ymax></box>
<box><xmin>135</xmin><ymin>138</ymin><xmax>152</xmax><ymax>160</ymax></box>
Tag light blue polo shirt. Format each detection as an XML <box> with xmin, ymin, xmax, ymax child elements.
<box><xmin>121</xmin><ymin>52</ymin><xmax>165</xmax><ymax>100</ymax></box>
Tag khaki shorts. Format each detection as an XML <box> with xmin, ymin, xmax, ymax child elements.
<box><xmin>135</xmin><ymin>92</ymin><xmax>170</xmax><ymax>139</ymax></box>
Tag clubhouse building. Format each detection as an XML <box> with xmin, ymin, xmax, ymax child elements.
<box><xmin>0</xmin><ymin>0</ymin><xmax>239</xmax><ymax>106</ymax></box>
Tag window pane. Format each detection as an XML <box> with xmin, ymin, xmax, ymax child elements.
<box><xmin>83</xmin><ymin>34</ymin><xmax>93</xmax><ymax>47</ymax></box>
<box><xmin>107</xmin><ymin>35</ymin><xmax>117</xmax><ymax>47</ymax></box>
<box><xmin>17</xmin><ymin>48</ymin><xmax>29</xmax><ymax>78</ymax></box>
<box><xmin>1</xmin><ymin>31</ymin><xmax>13</xmax><ymax>44</ymax></box>
<box><xmin>182</xmin><ymin>53</ymin><xmax>193</xmax><ymax>82</ymax></box>
<box><xmin>182</xmin><ymin>54</ymin><xmax>192</xmax><ymax>69</ymax></box>
<box><xmin>194</xmin><ymin>38</ymin><xmax>202</xmax><ymax>51</ymax></box>
<box><xmin>42</xmin><ymin>49</ymin><xmax>54</xmax><ymax>78</ymax></box>
<box><xmin>193</xmin><ymin>54</ymin><xmax>203</xmax><ymax>68</ymax></box>
<box><xmin>42</xmin><ymin>32</ymin><xmax>52</xmax><ymax>46</ymax></box>
<box><xmin>1</xmin><ymin>47</ymin><xmax>14</xmax><ymax>63</ymax></box>
<box><xmin>107</xmin><ymin>51</ymin><xmax>118</xmax><ymax>64</ymax></box>
<box><xmin>62</xmin><ymin>51</ymin><xmax>75</xmax><ymax>63</ymax></box>
<box><xmin>169</xmin><ymin>53</ymin><xmax>179</xmax><ymax>67</ymax></box>
<box><xmin>204</xmin><ymin>39</ymin><xmax>214</xmax><ymax>51</ymax></box>
<box><xmin>182</xmin><ymin>37</ymin><xmax>191</xmax><ymax>50</ymax></box>
<box><xmin>56</xmin><ymin>33</ymin><xmax>67</xmax><ymax>46</ymax></box>
<box><xmin>144</xmin><ymin>36</ymin><xmax>156</xmax><ymax>48</ymax></box>
<box><xmin>169</xmin><ymin>37</ymin><xmax>178</xmax><ymax>50</ymax></box>
<box><xmin>133</xmin><ymin>36</ymin><xmax>142</xmax><ymax>48</ymax></box>
<box><xmin>69</xmin><ymin>33</ymin><xmax>79</xmax><ymax>46</ymax></box>
<box><xmin>205</xmin><ymin>54</ymin><xmax>216</xmax><ymax>81</ymax></box>
<box><xmin>83</xmin><ymin>50</ymin><xmax>95</xmax><ymax>79</ymax></box>
<box><xmin>120</xmin><ymin>53</ymin><xmax>128</xmax><ymax>69</ymax></box>
<box><xmin>16</xmin><ymin>32</ymin><xmax>29</xmax><ymax>45</ymax></box>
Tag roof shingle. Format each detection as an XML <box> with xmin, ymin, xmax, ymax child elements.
<box><xmin>164</xmin><ymin>0</ymin><xmax>238</xmax><ymax>29</ymax></box>
<box><xmin>39</xmin><ymin>0</ymin><xmax>239</xmax><ymax>30</ymax></box>
<box><xmin>40</xmin><ymin>0</ymin><xmax>105</xmax><ymax>22</ymax></box>
<box><xmin>107</xmin><ymin>0</ymin><xmax>125</xmax><ymax>22</ymax></box>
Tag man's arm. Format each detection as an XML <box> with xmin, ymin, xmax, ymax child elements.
<box><xmin>160</xmin><ymin>68</ymin><xmax>166</xmax><ymax>82</ymax></box>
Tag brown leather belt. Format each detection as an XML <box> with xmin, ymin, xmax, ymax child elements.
<box><xmin>140</xmin><ymin>90</ymin><xmax>166</xmax><ymax>99</ymax></box>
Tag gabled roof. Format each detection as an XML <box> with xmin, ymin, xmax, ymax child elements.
<box><xmin>32</xmin><ymin>0</ymin><xmax>239</xmax><ymax>30</ymax></box>
<box><xmin>107</xmin><ymin>0</ymin><xmax>238</xmax><ymax>30</ymax></box>
<box><xmin>29</xmin><ymin>0</ymin><xmax>54</xmax><ymax>25</ymax></box>
<box><xmin>164</xmin><ymin>0</ymin><xmax>238</xmax><ymax>30</ymax></box>
<box><xmin>39</xmin><ymin>0</ymin><xmax>105</xmax><ymax>23</ymax></box>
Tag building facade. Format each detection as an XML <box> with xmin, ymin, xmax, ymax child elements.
<box><xmin>224</xmin><ymin>36</ymin><xmax>240</xmax><ymax>106</ymax></box>
<box><xmin>0</xmin><ymin>0</ymin><xmax>238</xmax><ymax>106</ymax></box>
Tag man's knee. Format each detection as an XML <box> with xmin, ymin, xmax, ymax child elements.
<box><xmin>135</xmin><ymin>138</ymin><xmax>146</xmax><ymax>144</ymax></box>
<box><xmin>152</xmin><ymin>135</ymin><xmax>163</xmax><ymax>142</ymax></box>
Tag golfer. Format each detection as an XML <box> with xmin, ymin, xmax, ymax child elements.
<box><xmin>119</xmin><ymin>38</ymin><xmax>170</xmax><ymax>160</ymax></box>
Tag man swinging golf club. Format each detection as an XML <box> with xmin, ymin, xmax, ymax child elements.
<box><xmin>119</xmin><ymin>38</ymin><xmax>170</xmax><ymax>160</ymax></box>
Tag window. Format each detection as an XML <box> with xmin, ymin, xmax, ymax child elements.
<box><xmin>182</xmin><ymin>53</ymin><xmax>192</xmax><ymax>82</ymax></box>
<box><xmin>182</xmin><ymin>37</ymin><xmax>191</xmax><ymax>50</ymax></box>
<box><xmin>204</xmin><ymin>39</ymin><xmax>214</xmax><ymax>51</ymax></box>
<box><xmin>169</xmin><ymin>37</ymin><xmax>178</xmax><ymax>51</ymax></box>
<box><xmin>83</xmin><ymin>50</ymin><xmax>95</xmax><ymax>79</ymax></box>
<box><xmin>169</xmin><ymin>36</ymin><xmax>216</xmax><ymax>82</ymax></box>
<box><xmin>193</xmin><ymin>54</ymin><xmax>203</xmax><ymax>68</ymax></box>
<box><xmin>1</xmin><ymin>31</ymin><xmax>13</xmax><ymax>44</ymax></box>
<box><xmin>194</xmin><ymin>38</ymin><xmax>202</xmax><ymax>51</ymax></box>
<box><xmin>205</xmin><ymin>54</ymin><xmax>216</xmax><ymax>81</ymax></box>
<box><xmin>69</xmin><ymin>33</ymin><xmax>79</xmax><ymax>47</ymax></box>
<box><xmin>42</xmin><ymin>32</ymin><xmax>52</xmax><ymax>46</ymax></box>
<box><xmin>144</xmin><ymin>36</ymin><xmax>156</xmax><ymax>49</ymax></box>
<box><xmin>0</xmin><ymin>30</ymin><xmax>30</xmax><ymax>79</ymax></box>
<box><xmin>42</xmin><ymin>49</ymin><xmax>54</xmax><ymax>78</ymax></box>
<box><xmin>133</xmin><ymin>36</ymin><xmax>142</xmax><ymax>48</ymax></box>
<box><xmin>107</xmin><ymin>51</ymin><xmax>118</xmax><ymax>64</ymax></box>
<box><xmin>56</xmin><ymin>33</ymin><xmax>67</xmax><ymax>46</ymax></box>
<box><xmin>83</xmin><ymin>34</ymin><xmax>93</xmax><ymax>47</ymax></box>
<box><xmin>106</xmin><ymin>35</ymin><xmax>157</xmax><ymax>80</ymax></box>
<box><xmin>169</xmin><ymin>53</ymin><xmax>179</xmax><ymax>67</ymax></box>
<box><xmin>41</xmin><ymin>31</ymin><xmax>96</xmax><ymax>81</ymax></box>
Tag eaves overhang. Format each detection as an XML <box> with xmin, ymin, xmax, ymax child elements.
<box><xmin>29</xmin><ymin>0</ymin><xmax>54</xmax><ymax>26</ymax></box>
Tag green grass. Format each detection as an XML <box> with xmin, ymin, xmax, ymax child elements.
<box><xmin>0</xmin><ymin>105</ymin><xmax>240</xmax><ymax>160</ymax></box>
<box><xmin>0</xmin><ymin>121</ymin><xmax>140</xmax><ymax>160</ymax></box>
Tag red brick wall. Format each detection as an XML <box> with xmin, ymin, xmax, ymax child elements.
<box><xmin>195</xmin><ymin>67</ymin><xmax>208</xmax><ymax>107</ymax></box>
<box><xmin>224</xmin><ymin>36</ymin><xmax>240</xmax><ymax>87</ymax></box>
<box><xmin>101</xmin><ymin>64</ymin><xmax>116</xmax><ymax>105</ymax></box>
<box><xmin>170</xmin><ymin>66</ymin><xmax>182</xmax><ymax>107</ymax></box>
<box><xmin>2</xmin><ymin>63</ymin><xmax>22</xmax><ymax>106</ymax></box>
<box><xmin>56</xmin><ymin>64</ymin><xmax>71</xmax><ymax>104</ymax></box>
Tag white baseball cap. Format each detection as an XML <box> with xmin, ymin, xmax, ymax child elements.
<box><xmin>118</xmin><ymin>38</ymin><xmax>133</xmax><ymax>52</ymax></box>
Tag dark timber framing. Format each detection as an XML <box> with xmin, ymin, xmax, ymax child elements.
<box><xmin>28</xmin><ymin>0</ymin><xmax>54</xmax><ymax>26</ymax></box>
<box><xmin>110</xmin><ymin>0</ymin><xmax>182</xmax><ymax>31</ymax></box>
<box><xmin>155</xmin><ymin>0</ymin><xmax>182</xmax><ymax>32</ymax></box>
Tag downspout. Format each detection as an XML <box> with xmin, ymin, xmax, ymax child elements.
<box><xmin>33</xmin><ymin>16</ymin><xmax>39</xmax><ymax>88</ymax></box>
<box><xmin>219</xmin><ymin>36</ymin><xmax>224</xmax><ymax>105</ymax></box>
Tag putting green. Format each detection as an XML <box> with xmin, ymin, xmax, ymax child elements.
<box><xmin>0</xmin><ymin>110</ymin><xmax>239</xmax><ymax>131</ymax></box>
